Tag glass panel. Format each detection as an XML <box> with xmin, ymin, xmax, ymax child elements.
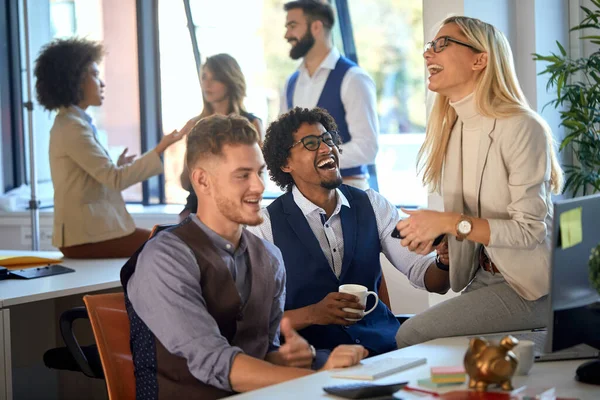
<box><xmin>158</xmin><ymin>0</ymin><xmax>296</xmax><ymax>204</ymax></box>
<box><xmin>23</xmin><ymin>0</ymin><xmax>142</xmax><ymax>202</ymax></box>
<box><xmin>335</xmin><ymin>0</ymin><xmax>427</xmax><ymax>206</ymax></box>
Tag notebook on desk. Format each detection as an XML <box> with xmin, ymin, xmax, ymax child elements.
<box><xmin>331</xmin><ymin>356</ymin><xmax>426</xmax><ymax>380</ymax></box>
<box><xmin>5</xmin><ymin>265</ymin><xmax>75</xmax><ymax>279</ymax></box>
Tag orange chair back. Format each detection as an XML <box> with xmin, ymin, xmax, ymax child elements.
<box><xmin>378</xmin><ymin>273</ymin><xmax>392</xmax><ymax>310</ymax></box>
<box><xmin>84</xmin><ymin>292</ymin><xmax>135</xmax><ymax>400</ymax></box>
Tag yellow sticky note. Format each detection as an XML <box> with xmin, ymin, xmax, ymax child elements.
<box><xmin>560</xmin><ymin>207</ymin><xmax>583</xmax><ymax>249</ymax></box>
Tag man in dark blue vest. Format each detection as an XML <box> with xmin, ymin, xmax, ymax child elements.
<box><xmin>122</xmin><ymin>114</ymin><xmax>367</xmax><ymax>399</ymax></box>
<box><xmin>282</xmin><ymin>0</ymin><xmax>378</xmax><ymax>190</ymax></box>
<box><xmin>248</xmin><ymin>107</ymin><xmax>450</xmax><ymax>361</ymax></box>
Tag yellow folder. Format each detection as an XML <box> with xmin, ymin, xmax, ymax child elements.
<box><xmin>0</xmin><ymin>255</ymin><xmax>63</xmax><ymax>270</ymax></box>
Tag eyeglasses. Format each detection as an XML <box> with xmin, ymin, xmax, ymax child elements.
<box><xmin>288</xmin><ymin>131</ymin><xmax>339</xmax><ymax>151</ymax></box>
<box><xmin>424</xmin><ymin>36</ymin><xmax>480</xmax><ymax>54</ymax></box>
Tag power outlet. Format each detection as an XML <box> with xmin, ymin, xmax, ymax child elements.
<box><xmin>20</xmin><ymin>227</ymin><xmax>53</xmax><ymax>246</ymax></box>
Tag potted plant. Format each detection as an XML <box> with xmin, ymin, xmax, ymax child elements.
<box><xmin>533</xmin><ymin>0</ymin><xmax>600</xmax><ymax>196</ymax></box>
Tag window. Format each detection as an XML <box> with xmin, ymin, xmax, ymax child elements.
<box><xmin>10</xmin><ymin>0</ymin><xmax>428</xmax><ymax>207</ymax></box>
<box><xmin>158</xmin><ymin>0</ymin><xmax>295</xmax><ymax>204</ymax></box>
<box><xmin>159</xmin><ymin>0</ymin><xmax>427</xmax><ymax>206</ymax></box>
<box><xmin>20</xmin><ymin>0</ymin><xmax>143</xmax><ymax>202</ymax></box>
<box><xmin>334</xmin><ymin>0</ymin><xmax>427</xmax><ymax>206</ymax></box>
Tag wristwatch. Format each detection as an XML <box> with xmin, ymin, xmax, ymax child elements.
<box><xmin>435</xmin><ymin>255</ymin><xmax>449</xmax><ymax>271</ymax></box>
<box><xmin>455</xmin><ymin>214</ymin><xmax>473</xmax><ymax>242</ymax></box>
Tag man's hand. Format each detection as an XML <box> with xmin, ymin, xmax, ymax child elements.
<box><xmin>435</xmin><ymin>239</ymin><xmax>449</xmax><ymax>265</ymax></box>
<box><xmin>311</xmin><ymin>292</ymin><xmax>364</xmax><ymax>326</ymax></box>
<box><xmin>117</xmin><ymin>147</ymin><xmax>136</xmax><ymax>166</ymax></box>
<box><xmin>277</xmin><ymin>317</ymin><xmax>314</xmax><ymax>368</ymax></box>
<box><xmin>320</xmin><ymin>345</ymin><xmax>368</xmax><ymax>370</ymax></box>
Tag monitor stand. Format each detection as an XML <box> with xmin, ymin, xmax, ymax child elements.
<box><xmin>576</xmin><ymin>358</ymin><xmax>600</xmax><ymax>385</ymax></box>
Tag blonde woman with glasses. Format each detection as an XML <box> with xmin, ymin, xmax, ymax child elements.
<box><xmin>394</xmin><ymin>16</ymin><xmax>563</xmax><ymax>347</ymax></box>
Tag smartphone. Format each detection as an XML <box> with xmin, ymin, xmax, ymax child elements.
<box><xmin>391</xmin><ymin>227</ymin><xmax>445</xmax><ymax>247</ymax></box>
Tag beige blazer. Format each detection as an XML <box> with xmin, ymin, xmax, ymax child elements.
<box><xmin>443</xmin><ymin>112</ymin><xmax>554</xmax><ymax>301</ymax></box>
<box><xmin>49</xmin><ymin>107</ymin><xmax>163</xmax><ymax>247</ymax></box>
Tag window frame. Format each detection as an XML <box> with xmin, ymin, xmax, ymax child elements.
<box><xmin>1</xmin><ymin>0</ymin><xmax>26</xmax><ymax>193</ymax></box>
<box><xmin>137</xmin><ymin>0</ymin><xmax>166</xmax><ymax>205</ymax></box>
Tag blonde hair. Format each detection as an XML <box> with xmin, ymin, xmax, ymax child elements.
<box><xmin>418</xmin><ymin>16</ymin><xmax>563</xmax><ymax>194</ymax></box>
<box><xmin>199</xmin><ymin>53</ymin><xmax>248</xmax><ymax>118</ymax></box>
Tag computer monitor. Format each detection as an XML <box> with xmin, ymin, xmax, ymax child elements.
<box><xmin>547</xmin><ymin>193</ymin><xmax>600</xmax><ymax>385</ymax></box>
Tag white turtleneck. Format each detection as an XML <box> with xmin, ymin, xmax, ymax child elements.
<box><xmin>449</xmin><ymin>92</ymin><xmax>482</xmax><ymax>215</ymax></box>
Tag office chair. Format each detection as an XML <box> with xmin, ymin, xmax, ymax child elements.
<box><xmin>43</xmin><ymin>307</ymin><xmax>104</xmax><ymax>378</ymax></box>
<box><xmin>43</xmin><ymin>224</ymin><xmax>176</xmax><ymax>394</ymax></box>
<box><xmin>84</xmin><ymin>292</ymin><xmax>135</xmax><ymax>400</ymax></box>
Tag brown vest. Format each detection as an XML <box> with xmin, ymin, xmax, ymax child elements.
<box><xmin>126</xmin><ymin>220</ymin><xmax>276</xmax><ymax>399</ymax></box>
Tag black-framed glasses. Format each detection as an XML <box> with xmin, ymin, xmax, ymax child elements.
<box><xmin>424</xmin><ymin>36</ymin><xmax>480</xmax><ymax>54</ymax></box>
<box><xmin>288</xmin><ymin>131</ymin><xmax>339</xmax><ymax>151</ymax></box>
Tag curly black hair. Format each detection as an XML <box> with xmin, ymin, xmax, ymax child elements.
<box><xmin>34</xmin><ymin>37</ymin><xmax>104</xmax><ymax>111</ymax></box>
<box><xmin>263</xmin><ymin>107</ymin><xmax>340</xmax><ymax>192</ymax></box>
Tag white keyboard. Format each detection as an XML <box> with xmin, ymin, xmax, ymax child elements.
<box><xmin>331</xmin><ymin>356</ymin><xmax>427</xmax><ymax>381</ymax></box>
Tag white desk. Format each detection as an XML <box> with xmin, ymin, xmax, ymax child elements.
<box><xmin>230</xmin><ymin>337</ymin><xmax>600</xmax><ymax>399</ymax></box>
<box><xmin>0</xmin><ymin>251</ymin><xmax>126</xmax><ymax>400</ymax></box>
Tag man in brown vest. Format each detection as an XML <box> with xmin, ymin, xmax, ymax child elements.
<box><xmin>121</xmin><ymin>114</ymin><xmax>367</xmax><ymax>399</ymax></box>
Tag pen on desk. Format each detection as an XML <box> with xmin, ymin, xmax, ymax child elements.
<box><xmin>403</xmin><ymin>385</ymin><xmax>440</xmax><ymax>397</ymax></box>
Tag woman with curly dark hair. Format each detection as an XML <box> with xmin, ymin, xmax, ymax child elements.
<box><xmin>35</xmin><ymin>37</ymin><xmax>192</xmax><ymax>258</ymax></box>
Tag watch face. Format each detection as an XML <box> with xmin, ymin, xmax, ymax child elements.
<box><xmin>458</xmin><ymin>220</ymin><xmax>472</xmax><ymax>234</ymax></box>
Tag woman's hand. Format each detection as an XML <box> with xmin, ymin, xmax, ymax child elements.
<box><xmin>117</xmin><ymin>147</ymin><xmax>136</xmax><ymax>166</ymax></box>
<box><xmin>396</xmin><ymin>209</ymin><xmax>456</xmax><ymax>254</ymax></box>
<box><xmin>154</xmin><ymin>118</ymin><xmax>198</xmax><ymax>155</ymax></box>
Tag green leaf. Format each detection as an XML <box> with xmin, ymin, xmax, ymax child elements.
<box><xmin>556</xmin><ymin>41</ymin><xmax>567</xmax><ymax>57</ymax></box>
<box><xmin>572</xmin><ymin>23</ymin><xmax>600</xmax><ymax>31</ymax></box>
<box><xmin>557</xmin><ymin>73</ymin><xmax>564</xmax><ymax>97</ymax></box>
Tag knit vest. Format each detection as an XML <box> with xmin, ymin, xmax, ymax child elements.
<box><xmin>286</xmin><ymin>56</ymin><xmax>367</xmax><ymax>177</ymax></box>
<box><xmin>266</xmin><ymin>185</ymin><xmax>398</xmax><ymax>355</ymax></box>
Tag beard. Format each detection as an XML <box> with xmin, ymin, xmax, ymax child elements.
<box><xmin>214</xmin><ymin>186</ymin><xmax>263</xmax><ymax>227</ymax></box>
<box><xmin>289</xmin><ymin>30</ymin><xmax>316</xmax><ymax>60</ymax></box>
<box><xmin>320</xmin><ymin>176</ymin><xmax>343</xmax><ymax>190</ymax></box>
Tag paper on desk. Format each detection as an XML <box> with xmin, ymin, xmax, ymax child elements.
<box><xmin>0</xmin><ymin>255</ymin><xmax>63</xmax><ymax>270</ymax></box>
<box><xmin>559</xmin><ymin>207</ymin><xmax>582</xmax><ymax>249</ymax></box>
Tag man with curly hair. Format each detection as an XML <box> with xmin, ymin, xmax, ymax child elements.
<box><xmin>34</xmin><ymin>38</ymin><xmax>191</xmax><ymax>258</ymax></box>
<box><xmin>248</xmin><ymin>107</ymin><xmax>450</xmax><ymax>361</ymax></box>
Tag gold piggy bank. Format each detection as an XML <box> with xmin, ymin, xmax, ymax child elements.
<box><xmin>463</xmin><ymin>335</ymin><xmax>519</xmax><ymax>392</ymax></box>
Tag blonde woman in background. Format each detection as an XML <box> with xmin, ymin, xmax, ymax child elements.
<box><xmin>179</xmin><ymin>53</ymin><xmax>264</xmax><ymax>220</ymax></box>
<box><xmin>394</xmin><ymin>16</ymin><xmax>563</xmax><ymax>347</ymax></box>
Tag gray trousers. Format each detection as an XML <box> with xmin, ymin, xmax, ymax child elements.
<box><xmin>395</xmin><ymin>268</ymin><xmax>548</xmax><ymax>348</ymax></box>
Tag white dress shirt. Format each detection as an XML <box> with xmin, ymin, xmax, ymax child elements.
<box><xmin>280</xmin><ymin>48</ymin><xmax>379</xmax><ymax>170</ymax></box>
<box><xmin>247</xmin><ymin>186</ymin><xmax>434</xmax><ymax>288</ymax></box>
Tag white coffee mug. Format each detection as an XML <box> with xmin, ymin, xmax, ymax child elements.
<box><xmin>338</xmin><ymin>284</ymin><xmax>379</xmax><ymax>321</ymax></box>
<box><xmin>513</xmin><ymin>340</ymin><xmax>535</xmax><ymax>375</ymax></box>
